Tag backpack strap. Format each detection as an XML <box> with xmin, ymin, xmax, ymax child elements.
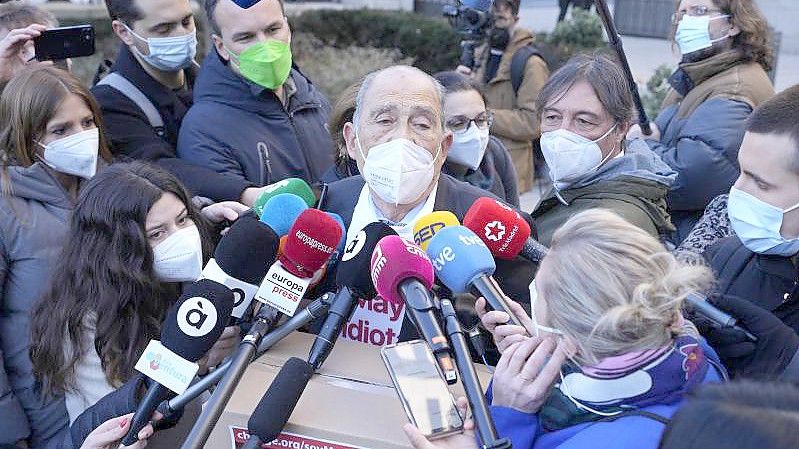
<box><xmin>96</xmin><ymin>72</ymin><xmax>166</xmax><ymax>137</ymax></box>
<box><xmin>594</xmin><ymin>409</ymin><xmax>671</xmax><ymax>425</ymax></box>
<box><xmin>510</xmin><ymin>45</ymin><xmax>542</xmax><ymax>94</ymax></box>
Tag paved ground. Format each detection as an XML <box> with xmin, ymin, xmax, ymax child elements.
<box><xmin>515</xmin><ymin>0</ymin><xmax>799</xmax><ymax>211</ymax></box>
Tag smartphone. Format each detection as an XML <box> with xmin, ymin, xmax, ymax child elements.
<box><xmin>381</xmin><ymin>340</ymin><xmax>464</xmax><ymax>440</ymax></box>
<box><xmin>34</xmin><ymin>25</ymin><xmax>95</xmax><ymax>61</ymax></box>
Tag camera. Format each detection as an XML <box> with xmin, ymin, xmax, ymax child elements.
<box><xmin>442</xmin><ymin>0</ymin><xmax>494</xmax><ymax>69</ymax></box>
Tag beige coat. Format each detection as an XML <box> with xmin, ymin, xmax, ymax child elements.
<box><xmin>473</xmin><ymin>27</ymin><xmax>549</xmax><ymax>192</ymax></box>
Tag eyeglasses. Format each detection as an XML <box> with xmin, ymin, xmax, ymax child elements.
<box><xmin>446</xmin><ymin>112</ymin><xmax>494</xmax><ymax>133</ymax></box>
<box><xmin>671</xmin><ymin>5</ymin><xmax>724</xmax><ymax>24</ymax></box>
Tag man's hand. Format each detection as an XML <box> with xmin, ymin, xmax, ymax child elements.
<box><xmin>475</xmin><ymin>297</ymin><xmax>531</xmax><ymax>353</ymax></box>
<box><xmin>626</xmin><ymin>122</ymin><xmax>661</xmax><ymax>142</ymax></box>
<box><xmin>79</xmin><ymin>412</ymin><xmax>155</xmax><ymax>449</ymax></box>
<box><xmin>698</xmin><ymin>294</ymin><xmax>799</xmax><ymax>379</ymax></box>
<box><xmin>402</xmin><ymin>397</ymin><xmax>476</xmax><ymax>449</ymax></box>
<box><xmin>491</xmin><ymin>337</ymin><xmax>566</xmax><ymax>414</ymax></box>
<box><xmin>0</xmin><ymin>24</ymin><xmax>46</xmax><ymax>84</ymax></box>
<box><xmin>200</xmin><ymin>201</ymin><xmax>248</xmax><ymax>224</ymax></box>
<box><xmin>197</xmin><ymin>325</ymin><xmax>241</xmax><ymax>374</ymax></box>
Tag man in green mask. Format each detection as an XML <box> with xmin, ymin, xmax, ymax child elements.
<box><xmin>177</xmin><ymin>0</ymin><xmax>334</xmax><ymax>187</ymax></box>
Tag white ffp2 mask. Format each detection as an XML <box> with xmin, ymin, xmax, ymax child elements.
<box><xmin>358</xmin><ymin>137</ymin><xmax>440</xmax><ymax>206</ymax></box>
<box><xmin>39</xmin><ymin>128</ymin><xmax>100</xmax><ymax>179</ymax></box>
<box><xmin>152</xmin><ymin>225</ymin><xmax>203</xmax><ymax>282</ymax></box>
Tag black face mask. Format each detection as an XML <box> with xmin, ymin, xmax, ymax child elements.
<box><xmin>488</xmin><ymin>26</ymin><xmax>511</xmax><ymax>50</ymax></box>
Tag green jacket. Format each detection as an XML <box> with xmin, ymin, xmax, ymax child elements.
<box><xmin>532</xmin><ymin>139</ymin><xmax>676</xmax><ymax>246</ymax></box>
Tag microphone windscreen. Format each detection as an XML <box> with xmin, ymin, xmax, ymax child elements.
<box><xmin>371</xmin><ymin>236</ymin><xmax>434</xmax><ymax>305</ymax></box>
<box><xmin>160</xmin><ymin>279</ymin><xmax>234</xmax><ymax>361</ymax></box>
<box><xmin>463</xmin><ymin>197</ymin><xmax>531</xmax><ymax>260</ymax></box>
<box><xmin>335</xmin><ymin>222</ymin><xmax>397</xmax><ymax>299</ymax></box>
<box><xmin>233</xmin><ymin>0</ymin><xmax>261</xmax><ymax>8</ymax></box>
<box><xmin>280</xmin><ymin>209</ymin><xmax>343</xmax><ymax>278</ymax></box>
<box><xmin>253</xmin><ymin>178</ymin><xmax>316</xmax><ymax>217</ymax></box>
<box><xmin>260</xmin><ymin>193</ymin><xmax>308</xmax><ymax>237</ymax></box>
<box><xmin>426</xmin><ymin>226</ymin><xmax>496</xmax><ymax>293</ymax></box>
<box><xmin>412</xmin><ymin>211</ymin><xmax>460</xmax><ymax>251</ymax></box>
<box><xmin>248</xmin><ymin>357</ymin><xmax>314</xmax><ymax>441</ymax></box>
<box><xmin>214</xmin><ymin>216</ymin><xmax>279</xmax><ymax>285</ymax></box>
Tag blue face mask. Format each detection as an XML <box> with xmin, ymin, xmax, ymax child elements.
<box><xmin>728</xmin><ymin>187</ymin><xmax>799</xmax><ymax>256</ymax></box>
<box><xmin>675</xmin><ymin>14</ymin><xmax>731</xmax><ymax>55</ymax></box>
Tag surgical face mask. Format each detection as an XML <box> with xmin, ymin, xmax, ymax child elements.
<box><xmin>38</xmin><ymin>128</ymin><xmax>100</xmax><ymax>179</ymax></box>
<box><xmin>357</xmin><ymin>137</ymin><xmax>440</xmax><ymax>206</ymax></box>
<box><xmin>540</xmin><ymin>125</ymin><xmax>617</xmax><ymax>189</ymax></box>
<box><xmin>126</xmin><ymin>25</ymin><xmax>197</xmax><ymax>71</ymax></box>
<box><xmin>227</xmin><ymin>39</ymin><xmax>292</xmax><ymax>90</ymax></box>
<box><xmin>675</xmin><ymin>15</ymin><xmax>731</xmax><ymax>56</ymax></box>
<box><xmin>152</xmin><ymin>225</ymin><xmax>203</xmax><ymax>282</ymax></box>
<box><xmin>728</xmin><ymin>186</ymin><xmax>799</xmax><ymax>256</ymax></box>
<box><xmin>448</xmin><ymin>125</ymin><xmax>490</xmax><ymax>171</ymax></box>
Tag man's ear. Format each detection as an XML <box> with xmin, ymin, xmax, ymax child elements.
<box><xmin>343</xmin><ymin>122</ymin><xmax>360</xmax><ymax>161</ymax></box>
<box><xmin>212</xmin><ymin>34</ymin><xmax>229</xmax><ymax>61</ymax></box>
<box><xmin>439</xmin><ymin>130</ymin><xmax>453</xmax><ymax>163</ymax></box>
<box><xmin>111</xmin><ymin>19</ymin><xmax>135</xmax><ymax>47</ymax></box>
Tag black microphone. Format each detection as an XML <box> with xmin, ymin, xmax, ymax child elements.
<box><xmin>686</xmin><ymin>293</ymin><xmax>758</xmax><ymax>342</ymax></box>
<box><xmin>307</xmin><ymin>222</ymin><xmax>398</xmax><ymax>369</ymax></box>
<box><xmin>121</xmin><ymin>279</ymin><xmax>234</xmax><ymax>445</ymax></box>
<box><xmin>241</xmin><ymin>357</ymin><xmax>315</xmax><ymax>449</ymax></box>
<box><xmin>201</xmin><ymin>215</ymin><xmax>280</xmax><ymax>322</ymax></box>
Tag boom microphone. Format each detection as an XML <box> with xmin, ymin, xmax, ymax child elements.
<box><xmin>463</xmin><ymin>197</ymin><xmax>548</xmax><ymax>262</ymax></box>
<box><xmin>201</xmin><ymin>215</ymin><xmax>279</xmax><ymax>320</ymax></box>
<box><xmin>427</xmin><ymin>226</ymin><xmax>527</xmax><ymax>330</ymax></box>
<box><xmin>252</xmin><ymin>178</ymin><xmax>316</xmax><ymax>217</ymax></box>
<box><xmin>371</xmin><ymin>236</ymin><xmax>457</xmax><ymax>383</ymax></box>
<box><xmin>121</xmin><ymin>280</ymin><xmax>234</xmax><ymax>445</ymax></box>
<box><xmin>241</xmin><ymin>357</ymin><xmax>315</xmax><ymax>449</ymax></box>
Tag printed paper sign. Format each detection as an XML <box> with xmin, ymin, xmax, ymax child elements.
<box><xmin>229</xmin><ymin>426</ymin><xmax>369</xmax><ymax>449</ymax></box>
<box><xmin>255</xmin><ymin>262</ymin><xmax>310</xmax><ymax>317</ymax></box>
<box><xmin>134</xmin><ymin>340</ymin><xmax>198</xmax><ymax>394</ymax></box>
<box><xmin>340</xmin><ymin>296</ymin><xmax>405</xmax><ymax>347</ymax></box>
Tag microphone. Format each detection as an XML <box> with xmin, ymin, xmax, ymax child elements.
<box><xmin>371</xmin><ymin>236</ymin><xmax>457</xmax><ymax>384</ymax></box>
<box><xmin>686</xmin><ymin>293</ymin><xmax>758</xmax><ymax>342</ymax></box>
<box><xmin>413</xmin><ymin>211</ymin><xmax>460</xmax><ymax>251</ymax></box>
<box><xmin>278</xmin><ymin>209</ymin><xmax>343</xmax><ymax>279</ymax></box>
<box><xmin>252</xmin><ymin>178</ymin><xmax>316</xmax><ymax>218</ymax></box>
<box><xmin>427</xmin><ymin>226</ymin><xmax>527</xmax><ymax>330</ymax></box>
<box><xmin>463</xmin><ymin>197</ymin><xmax>549</xmax><ymax>262</ymax></box>
<box><xmin>259</xmin><ymin>193</ymin><xmax>309</xmax><ymax>237</ymax></box>
<box><xmin>241</xmin><ymin>357</ymin><xmax>315</xmax><ymax>449</ymax></box>
<box><xmin>308</xmin><ymin>222</ymin><xmax>398</xmax><ymax>369</ymax></box>
<box><xmin>121</xmin><ymin>280</ymin><xmax>234</xmax><ymax>445</ymax></box>
<box><xmin>200</xmin><ymin>215</ymin><xmax>280</xmax><ymax>320</ymax></box>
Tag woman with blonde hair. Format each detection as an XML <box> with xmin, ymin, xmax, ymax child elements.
<box><xmin>0</xmin><ymin>66</ymin><xmax>113</xmax><ymax>446</ymax></box>
<box><xmin>477</xmin><ymin>209</ymin><xmax>726</xmax><ymax>449</ymax></box>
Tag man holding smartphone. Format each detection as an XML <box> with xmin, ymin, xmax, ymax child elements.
<box><xmin>0</xmin><ymin>2</ymin><xmax>57</xmax><ymax>90</ymax></box>
<box><xmin>93</xmin><ymin>0</ymin><xmax>273</xmax><ymax>205</ymax></box>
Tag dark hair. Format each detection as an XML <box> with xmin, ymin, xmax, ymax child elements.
<box><xmin>747</xmin><ymin>84</ymin><xmax>799</xmax><ymax>148</ymax></box>
<box><xmin>204</xmin><ymin>0</ymin><xmax>284</xmax><ymax>36</ymax></box>
<box><xmin>659</xmin><ymin>381</ymin><xmax>799</xmax><ymax>449</ymax></box>
<box><xmin>710</xmin><ymin>0</ymin><xmax>773</xmax><ymax>71</ymax></box>
<box><xmin>494</xmin><ymin>0</ymin><xmax>520</xmax><ymax>16</ymax></box>
<box><xmin>103</xmin><ymin>0</ymin><xmax>143</xmax><ymax>25</ymax></box>
<box><xmin>535</xmin><ymin>53</ymin><xmax>635</xmax><ymax>126</ymax></box>
<box><xmin>329</xmin><ymin>79</ymin><xmax>361</xmax><ymax>175</ymax></box>
<box><xmin>31</xmin><ymin>162</ymin><xmax>212</xmax><ymax>395</ymax></box>
<box><xmin>433</xmin><ymin>70</ymin><xmax>487</xmax><ymax>103</ymax></box>
<box><xmin>0</xmin><ymin>1</ymin><xmax>56</xmax><ymax>31</ymax></box>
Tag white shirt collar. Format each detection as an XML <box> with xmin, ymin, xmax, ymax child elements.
<box><xmin>347</xmin><ymin>182</ymin><xmax>439</xmax><ymax>244</ymax></box>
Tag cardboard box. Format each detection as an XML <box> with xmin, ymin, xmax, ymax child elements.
<box><xmin>206</xmin><ymin>332</ymin><xmax>493</xmax><ymax>449</ymax></box>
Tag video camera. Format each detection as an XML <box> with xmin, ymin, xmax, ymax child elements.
<box><xmin>442</xmin><ymin>0</ymin><xmax>494</xmax><ymax>69</ymax></box>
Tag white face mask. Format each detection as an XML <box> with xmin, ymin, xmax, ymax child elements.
<box><xmin>675</xmin><ymin>15</ymin><xmax>731</xmax><ymax>56</ymax></box>
<box><xmin>125</xmin><ymin>25</ymin><xmax>197</xmax><ymax>71</ymax></box>
<box><xmin>728</xmin><ymin>187</ymin><xmax>799</xmax><ymax>256</ymax></box>
<box><xmin>357</xmin><ymin>137</ymin><xmax>440</xmax><ymax>206</ymax></box>
<box><xmin>38</xmin><ymin>128</ymin><xmax>100</xmax><ymax>179</ymax></box>
<box><xmin>448</xmin><ymin>125</ymin><xmax>490</xmax><ymax>171</ymax></box>
<box><xmin>540</xmin><ymin>125</ymin><xmax>617</xmax><ymax>189</ymax></box>
<box><xmin>152</xmin><ymin>225</ymin><xmax>203</xmax><ymax>282</ymax></box>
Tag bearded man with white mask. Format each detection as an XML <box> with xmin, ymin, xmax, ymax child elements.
<box><xmin>320</xmin><ymin>65</ymin><xmax>536</xmax><ymax>348</ymax></box>
<box><xmin>530</xmin><ymin>54</ymin><xmax>677</xmax><ymax>247</ymax></box>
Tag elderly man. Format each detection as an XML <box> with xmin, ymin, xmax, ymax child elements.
<box><xmin>177</xmin><ymin>0</ymin><xmax>333</xmax><ymax>186</ymax></box>
<box><xmin>321</xmin><ymin>65</ymin><xmax>536</xmax><ymax>348</ymax></box>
